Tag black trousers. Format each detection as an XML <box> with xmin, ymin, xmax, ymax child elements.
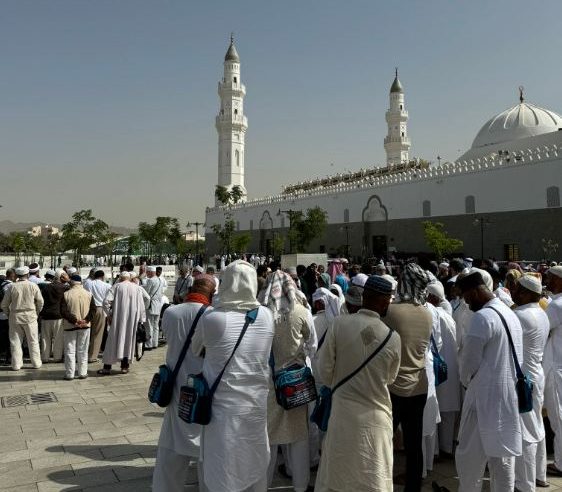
<box><xmin>0</xmin><ymin>319</ymin><xmax>10</xmax><ymax>362</ymax></box>
<box><xmin>391</xmin><ymin>392</ymin><xmax>427</xmax><ymax>492</ymax></box>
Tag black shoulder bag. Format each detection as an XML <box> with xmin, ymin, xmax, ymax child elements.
<box><xmin>311</xmin><ymin>327</ymin><xmax>394</xmax><ymax>431</ymax></box>
<box><xmin>488</xmin><ymin>306</ymin><xmax>533</xmax><ymax>414</ymax></box>
<box><xmin>178</xmin><ymin>307</ymin><xmax>259</xmax><ymax>425</ymax></box>
<box><xmin>148</xmin><ymin>304</ymin><xmax>208</xmax><ymax>407</ymax></box>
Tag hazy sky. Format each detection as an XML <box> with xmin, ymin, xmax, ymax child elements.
<box><xmin>1</xmin><ymin>1</ymin><xmax>561</xmax><ymax>228</ymax></box>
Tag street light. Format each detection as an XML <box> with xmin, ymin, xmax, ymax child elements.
<box><xmin>473</xmin><ymin>216</ymin><xmax>491</xmax><ymax>259</ymax></box>
<box><xmin>186</xmin><ymin>221</ymin><xmax>204</xmax><ymax>266</ymax></box>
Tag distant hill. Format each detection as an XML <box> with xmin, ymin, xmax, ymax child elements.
<box><xmin>0</xmin><ymin>220</ymin><xmax>136</xmax><ymax>236</ymax></box>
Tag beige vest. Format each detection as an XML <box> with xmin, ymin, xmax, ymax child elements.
<box><xmin>63</xmin><ymin>285</ymin><xmax>92</xmax><ymax>330</ymax></box>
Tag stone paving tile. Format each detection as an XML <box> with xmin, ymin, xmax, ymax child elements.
<box><xmin>0</xmin><ymin>484</ymin><xmax>39</xmax><ymax>492</ymax></box>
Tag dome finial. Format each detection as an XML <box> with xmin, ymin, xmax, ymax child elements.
<box><xmin>230</xmin><ymin>32</ymin><xmax>234</xmax><ymax>44</ymax></box>
<box><xmin>395</xmin><ymin>67</ymin><xmax>398</xmax><ymax>78</ymax></box>
<box><xmin>519</xmin><ymin>85</ymin><xmax>525</xmax><ymax>104</ymax></box>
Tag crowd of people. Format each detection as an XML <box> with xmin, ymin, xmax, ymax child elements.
<box><xmin>2</xmin><ymin>254</ymin><xmax>562</xmax><ymax>491</ymax></box>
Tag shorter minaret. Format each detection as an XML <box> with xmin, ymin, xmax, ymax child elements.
<box><xmin>215</xmin><ymin>34</ymin><xmax>248</xmax><ymax>203</ymax></box>
<box><xmin>384</xmin><ymin>69</ymin><xmax>411</xmax><ymax>167</ymax></box>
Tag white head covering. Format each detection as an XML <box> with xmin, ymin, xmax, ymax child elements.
<box><xmin>381</xmin><ymin>274</ymin><xmax>398</xmax><ymax>292</ymax></box>
<box><xmin>67</xmin><ymin>267</ymin><xmax>77</xmax><ymax>275</ymax></box>
<box><xmin>28</xmin><ymin>265</ymin><xmax>40</xmax><ymax>273</ymax></box>
<box><xmin>518</xmin><ymin>274</ymin><xmax>543</xmax><ymax>294</ymax></box>
<box><xmin>469</xmin><ymin>267</ymin><xmax>493</xmax><ymax>291</ymax></box>
<box><xmin>119</xmin><ymin>271</ymin><xmax>131</xmax><ymax>279</ymax></box>
<box><xmin>548</xmin><ymin>266</ymin><xmax>562</xmax><ymax>279</ymax></box>
<box><xmin>15</xmin><ymin>266</ymin><xmax>29</xmax><ymax>276</ymax></box>
<box><xmin>427</xmin><ymin>281</ymin><xmax>445</xmax><ymax>301</ymax></box>
<box><xmin>147</xmin><ymin>266</ymin><xmax>157</xmax><ymax>272</ymax></box>
<box><xmin>351</xmin><ymin>273</ymin><xmax>368</xmax><ymax>288</ymax></box>
<box><xmin>259</xmin><ymin>270</ymin><xmax>296</xmax><ymax>321</ymax></box>
<box><xmin>329</xmin><ymin>283</ymin><xmax>345</xmax><ymax>310</ymax></box>
<box><xmin>213</xmin><ymin>260</ymin><xmax>261</xmax><ymax>312</ymax></box>
<box><xmin>45</xmin><ymin>269</ymin><xmax>56</xmax><ymax>278</ymax></box>
<box><xmin>129</xmin><ymin>271</ymin><xmax>138</xmax><ymax>279</ymax></box>
<box><xmin>312</xmin><ymin>287</ymin><xmax>340</xmax><ymax>321</ymax></box>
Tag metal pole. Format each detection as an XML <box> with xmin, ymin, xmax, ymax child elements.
<box><xmin>195</xmin><ymin>223</ymin><xmax>200</xmax><ymax>266</ymax></box>
<box><xmin>480</xmin><ymin>218</ymin><xmax>484</xmax><ymax>259</ymax></box>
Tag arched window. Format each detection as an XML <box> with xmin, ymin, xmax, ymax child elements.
<box><xmin>233</xmin><ymin>76</ymin><xmax>237</xmax><ymax>83</ymax></box>
<box><xmin>422</xmin><ymin>200</ymin><xmax>431</xmax><ymax>217</ymax></box>
<box><xmin>343</xmin><ymin>208</ymin><xmax>350</xmax><ymax>223</ymax></box>
<box><xmin>237</xmin><ymin>221</ymin><xmax>240</xmax><ymax>231</ymax></box>
<box><xmin>400</xmin><ymin>104</ymin><xmax>403</xmax><ymax>110</ymax></box>
<box><xmin>235</xmin><ymin>150</ymin><xmax>240</xmax><ymax>167</ymax></box>
<box><xmin>547</xmin><ymin>186</ymin><xmax>560</xmax><ymax>207</ymax></box>
<box><xmin>465</xmin><ymin>195</ymin><xmax>476</xmax><ymax>214</ymax></box>
<box><xmin>234</xmin><ymin>109</ymin><xmax>238</xmax><ymax>115</ymax></box>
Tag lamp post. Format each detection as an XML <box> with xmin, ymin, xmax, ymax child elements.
<box><xmin>473</xmin><ymin>216</ymin><xmax>491</xmax><ymax>259</ymax></box>
<box><xmin>187</xmin><ymin>221</ymin><xmax>204</xmax><ymax>266</ymax></box>
<box><xmin>277</xmin><ymin>209</ymin><xmax>295</xmax><ymax>254</ymax></box>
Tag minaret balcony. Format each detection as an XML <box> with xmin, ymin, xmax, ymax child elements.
<box><xmin>385</xmin><ymin>110</ymin><xmax>408</xmax><ymax>121</ymax></box>
<box><xmin>215</xmin><ymin>114</ymin><xmax>248</xmax><ymax>128</ymax></box>
<box><xmin>218</xmin><ymin>81</ymin><xmax>246</xmax><ymax>96</ymax></box>
<box><xmin>384</xmin><ymin>136</ymin><xmax>411</xmax><ymax>145</ymax></box>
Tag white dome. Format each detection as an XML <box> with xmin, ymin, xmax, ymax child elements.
<box><xmin>471</xmin><ymin>102</ymin><xmax>562</xmax><ymax>149</ymax></box>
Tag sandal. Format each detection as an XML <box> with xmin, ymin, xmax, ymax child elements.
<box><xmin>120</xmin><ymin>368</ymin><xmax>129</xmax><ymax>374</ymax></box>
<box><xmin>547</xmin><ymin>463</ymin><xmax>562</xmax><ymax>476</ymax></box>
<box><xmin>97</xmin><ymin>369</ymin><xmax>111</xmax><ymax>376</ymax></box>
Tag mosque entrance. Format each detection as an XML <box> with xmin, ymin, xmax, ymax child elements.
<box><xmin>371</xmin><ymin>235</ymin><xmax>388</xmax><ymax>257</ymax></box>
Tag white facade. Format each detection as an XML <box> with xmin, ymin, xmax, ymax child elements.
<box><xmin>384</xmin><ymin>70</ymin><xmax>410</xmax><ymax>166</ymax></box>
<box><xmin>215</xmin><ymin>36</ymin><xmax>248</xmax><ymax>203</ymax></box>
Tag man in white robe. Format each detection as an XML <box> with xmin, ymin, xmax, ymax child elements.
<box><xmin>315</xmin><ymin>275</ymin><xmax>401</xmax><ymax>491</ymax></box>
<box><xmin>192</xmin><ymin>260</ymin><xmax>274</xmax><ymax>492</ymax></box>
<box><xmin>513</xmin><ymin>275</ymin><xmax>550</xmax><ymax>491</ymax></box>
<box><xmin>99</xmin><ymin>272</ymin><xmax>145</xmax><ymax>374</ymax></box>
<box><xmin>152</xmin><ymin>276</ymin><xmax>216</xmax><ymax>492</ymax></box>
<box><xmin>543</xmin><ymin>266</ymin><xmax>562</xmax><ymax>477</ymax></box>
<box><xmin>143</xmin><ymin>266</ymin><xmax>164</xmax><ymax>350</ymax></box>
<box><xmin>455</xmin><ymin>270</ymin><xmax>523</xmax><ymax>491</ymax></box>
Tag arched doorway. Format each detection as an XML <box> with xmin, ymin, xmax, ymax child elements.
<box><xmin>259</xmin><ymin>211</ymin><xmax>274</xmax><ymax>255</ymax></box>
<box><xmin>361</xmin><ymin>195</ymin><xmax>389</xmax><ymax>258</ymax></box>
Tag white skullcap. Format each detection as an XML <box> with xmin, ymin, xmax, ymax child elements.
<box><xmin>469</xmin><ymin>267</ymin><xmax>493</xmax><ymax>291</ymax></box>
<box><xmin>518</xmin><ymin>275</ymin><xmax>543</xmax><ymax>295</ymax></box>
<box><xmin>129</xmin><ymin>271</ymin><xmax>138</xmax><ymax>279</ymax></box>
<box><xmin>45</xmin><ymin>269</ymin><xmax>56</xmax><ymax>277</ymax></box>
<box><xmin>119</xmin><ymin>271</ymin><xmax>131</xmax><ymax>279</ymax></box>
<box><xmin>439</xmin><ymin>262</ymin><xmax>449</xmax><ymax>269</ymax></box>
<box><xmin>427</xmin><ymin>281</ymin><xmax>445</xmax><ymax>301</ymax></box>
<box><xmin>15</xmin><ymin>266</ymin><xmax>29</xmax><ymax>276</ymax></box>
<box><xmin>194</xmin><ymin>265</ymin><xmax>204</xmax><ymax>274</ymax></box>
<box><xmin>465</xmin><ymin>257</ymin><xmax>474</xmax><ymax>263</ymax></box>
<box><xmin>548</xmin><ymin>266</ymin><xmax>562</xmax><ymax>279</ymax></box>
<box><xmin>28</xmin><ymin>266</ymin><xmax>40</xmax><ymax>273</ymax></box>
<box><xmin>147</xmin><ymin>266</ymin><xmax>157</xmax><ymax>272</ymax></box>
<box><xmin>55</xmin><ymin>268</ymin><xmax>65</xmax><ymax>279</ymax></box>
<box><xmin>381</xmin><ymin>274</ymin><xmax>398</xmax><ymax>291</ymax></box>
<box><xmin>67</xmin><ymin>267</ymin><xmax>77</xmax><ymax>274</ymax></box>
<box><xmin>351</xmin><ymin>273</ymin><xmax>368</xmax><ymax>288</ymax></box>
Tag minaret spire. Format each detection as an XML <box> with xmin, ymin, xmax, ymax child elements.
<box><xmin>216</xmin><ymin>36</ymin><xmax>248</xmax><ymax>203</ymax></box>
<box><xmin>519</xmin><ymin>85</ymin><xmax>525</xmax><ymax>104</ymax></box>
<box><xmin>384</xmin><ymin>69</ymin><xmax>410</xmax><ymax>167</ymax></box>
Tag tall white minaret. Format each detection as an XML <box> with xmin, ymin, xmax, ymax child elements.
<box><xmin>215</xmin><ymin>34</ymin><xmax>248</xmax><ymax>203</ymax></box>
<box><xmin>384</xmin><ymin>69</ymin><xmax>410</xmax><ymax>167</ymax></box>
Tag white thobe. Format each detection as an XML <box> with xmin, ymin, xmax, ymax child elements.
<box><xmin>192</xmin><ymin>307</ymin><xmax>274</xmax><ymax>492</ymax></box>
<box><xmin>544</xmin><ymin>293</ymin><xmax>562</xmax><ymax>470</ymax></box>
<box><xmin>456</xmin><ymin>298</ymin><xmax>523</xmax><ymax>492</ymax></box>
<box><xmin>311</xmin><ymin>311</ymin><xmax>331</xmax><ymax>386</ymax></box>
<box><xmin>438</xmin><ymin>299</ymin><xmax>453</xmax><ymax>316</ymax></box>
<box><xmin>514</xmin><ymin>302</ymin><xmax>549</xmax><ymax>492</ymax></box>
<box><xmin>453</xmin><ymin>298</ymin><xmax>473</xmax><ymax>352</ymax></box>
<box><xmin>495</xmin><ymin>287</ymin><xmax>514</xmax><ymax>307</ymax></box>
<box><xmin>102</xmin><ymin>281</ymin><xmax>145</xmax><ymax>365</ymax></box>
<box><xmin>153</xmin><ymin>302</ymin><xmax>208</xmax><ymax>492</ymax></box>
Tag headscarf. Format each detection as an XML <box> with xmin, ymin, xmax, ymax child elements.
<box><xmin>399</xmin><ymin>262</ymin><xmax>431</xmax><ymax>305</ymax></box>
<box><xmin>312</xmin><ymin>287</ymin><xmax>340</xmax><ymax>321</ymax></box>
<box><xmin>329</xmin><ymin>283</ymin><xmax>345</xmax><ymax>307</ymax></box>
<box><xmin>318</xmin><ymin>273</ymin><xmax>331</xmax><ymax>288</ymax></box>
<box><xmin>213</xmin><ymin>260</ymin><xmax>260</xmax><ymax>312</ymax></box>
<box><xmin>327</xmin><ymin>260</ymin><xmax>343</xmax><ymax>283</ymax></box>
<box><xmin>259</xmin><ymin>270</ymin><xmax>296</xmax><ymax>321</ymax></box>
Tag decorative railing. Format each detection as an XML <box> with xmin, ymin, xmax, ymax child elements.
<box><xmin>206</xmin><ymin>144</ymin><xmax>560</xmax><ymax>212</ymax></box>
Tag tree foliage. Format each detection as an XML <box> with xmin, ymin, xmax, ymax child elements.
<box><xmin>61</xmin><ymin>210</ymin><xmax>111</xmax><ymax>266</ymax></box>
<box><xmin>138</xmin><ymin>217</ymin><xmax>183</xmax><ymax>260</ymax></box>
<box><xmin>422</xmin><ymin>221</ymin><xmax>464</xmax><ymax>259</ymax></box>
<box><xmin>287</xmin><ymin>206</ymin><xmax>328</xmax><ymax>253</ymax></box>
<box><xmin>213</xmin><ymin>185</ymin><xmax>244</xmax><ymax>255</ymax></box>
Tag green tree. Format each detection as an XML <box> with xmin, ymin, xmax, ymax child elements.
<box><xmin>61</xmin><ymin>209</ymin><xmax>110</xmax><ymax>266</ymax></box>
<box><xmin>213</xmin><ymin>185</ymin><xmax>244</xmax><ymax>255</ymax></box>
<box><xmin>422</xmin><ymin>221</ymin><xmax>464</xmax><ymax>259</ymax></box>
<box><xmin>138</xmin><ymin>217</ymin><xmax>184</xmax><ymax>261</ymax></box>
<box><xmin>232</xmin><ymin>233</ymin><xmax>251</xmax><ymax>254</ymax></box>
<box><xmin>287</xmin><ymin>206</ymin><xmax>328</xmax><ymax>253</ymax></box>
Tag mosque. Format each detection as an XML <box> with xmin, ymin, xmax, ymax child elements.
<box><xmin>205</xmin><ymin>38</ymin><xmax>562</xmax><ymax>261</ymax></box>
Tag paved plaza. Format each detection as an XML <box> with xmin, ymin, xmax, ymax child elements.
<box><xmin>0</xmin><ymin>352</ymin><xmax>561</xmax><ymax>492</ymax></box>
